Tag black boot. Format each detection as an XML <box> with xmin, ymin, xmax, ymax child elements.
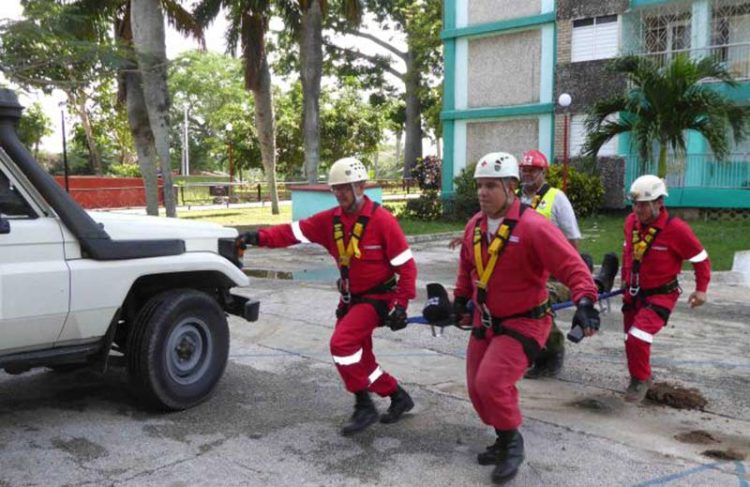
<box><xmin>477</xmin><ymin>429</ymin><xmax>505</xmax><ymax>465</ymax></box>
<box><xmin>580</xmin><ymin>252</ymin><xmax>594</xmax><ymax>273</ymax></box>
<box><xmin>490</xmin><ymin>430</ymin><xmax>525</xmax><ymax>485</ymax></box>
<box><xmin>594</xmin><ymin>252</ymin><xmax>619</xmax><ymax>293</ymax></box>
<box><xmin>340</xmin><ymin>390</ymin><xmax>379</xmax><ymax>436</ymax></box>
<box><xmin>380</xmin><ymin>385</ymin><xmax>415</xmax><ymax>424</ymax></box>
<box><xmin>524</xmin><ymin>349</ymin><xmax>564</xmax><ymax>379</ymax></box>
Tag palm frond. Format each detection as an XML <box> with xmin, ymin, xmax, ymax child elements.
<box><xmin>162</xmin><ymin>0</ymin><xmax>205</xmax><ymax>47</ymax></box>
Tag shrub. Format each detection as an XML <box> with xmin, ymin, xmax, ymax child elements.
<box><xmin>444</xmin><ymin>162</ymin><xmax>479</xmax><ymax>221</ymax></box>
<box><xmin>402</xmin><ymin>189</ymin><xmax>443</xmax><ymax>221</ymax></box>
<box><xmin>108</xmin><ymin>163</ymin><xmax>142</xmax><ymax>178</ymax></box>
<box><xmin>411</xmin><ymin>155</ymin><xmax>441</xmax><ymax>190</ymax></box>
<box><xmin>546</xmin><ymin>164</ymin><xmax>604</xmax><ymax>218</ymax></box>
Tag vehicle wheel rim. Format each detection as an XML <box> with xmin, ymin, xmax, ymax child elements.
<box><xmin>166</xmin><ymin>317</ymin><xmax>213</xmax><ymax>385</ymax></box>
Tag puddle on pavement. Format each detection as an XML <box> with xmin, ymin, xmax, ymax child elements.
<box><xmin>646</xmin><ymin>381</ymin><xmax>708</xmax><ymax>410</ymax></box>
<box><xmin>244</xmin><ymin>267</ymin><xmax>340</xmax><ymax>282</ymax></box>
<box><xmin>675</xmin><ymin>430</ymin><xmax>720</xmax><ymax>445</ymax></box>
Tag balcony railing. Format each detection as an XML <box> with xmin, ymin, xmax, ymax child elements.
<box><xmin>624</xmin><ymin>153</ymin><xmax>750</xmax><ymax>190</ymax></box>
<box><xmin>638</xmin><ymin>42</ymin><xmax>750</xmax><ymax>80</ymax></box>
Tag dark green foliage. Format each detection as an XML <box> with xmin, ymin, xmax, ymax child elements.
<box><xmin>444</xmin><ymin>162</ymin><xmax>479</xmax><ymax>221</ymax></box>
<box><xmin>402</xmin><ymin>189</ymin><xmax>442</xmax><ymax>221</ymax></box>
<box><xmin>546</xmin><ymin>164</ymin><xmax>604</xmax><ymax>218</ymax></box>
<box><xmin>411</xmin><ymin>155</ymin><xmax>441</xmax><ymax>190</ymax></box>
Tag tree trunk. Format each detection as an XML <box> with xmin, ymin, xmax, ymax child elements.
<box><xmin>403</xmin><ymin>47</ymin><xmax>422</xmax><ymax>179</ymax></box>
<box><xmin>300</xmin><ymin>1</ymin><xmax>323</xmax><ymax>185</ymax></box>
<box><xmin>131</xmin><ymin>0</ymin><xmax>176</xmax><ymax>217</ymax></box>
<box><xmin>395</xmin><ymin>130</ymin><xmax>402</xmax><ymax>168</ymax></box>
<box><xmin>70</xmin><ymin>92</ymin><xmax>103</xmax><ymax>175</ymax></box>
<box><xmin>253</xmin><ymin>58</ymin><xmax>279</xmax><ymax>215</ymax></box>
<box><xmin>125</xmin><ymin>69</ymin><xmax>160</xmax><ymax>216</ymax></box>
<box><xmin>657</xmin><ymin>144</ymin><xmax>668</xmax><ymax>179</ymax></box>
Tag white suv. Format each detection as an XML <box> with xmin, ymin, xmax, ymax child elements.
<box><xmin>0</xmin><ymin>89</ymin><xmax>258</xmax><ymax>411</ymax></box>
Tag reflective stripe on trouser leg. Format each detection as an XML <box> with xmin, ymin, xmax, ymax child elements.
<box><xmin>330</xmin><ymin>302</ymin><xmax>397</xmax><ymax>396</ymax></box>
<box><xmin>467</xmin><ymin>334</ymin><xmax>527</xmax><ymax>430</ymax></box>
<box><xmin>623</xmin><ymin>305</ymin><xmax>667</xmax><ymax>381</ymax></box>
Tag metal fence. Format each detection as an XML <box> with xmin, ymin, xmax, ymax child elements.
<box><xmin>624</xmin><ymin>153</ymin><xmax>750</xmax><ymax>189</ymax></box>
<box><xmin>176</xmin><ymin>178</ymin><xmax>420</xmax><ymax>207</ymax></box>
<box><xmin>639</xmin><ymin>42</ymin><xmax>750</xmax><ymax>79</ymax></box>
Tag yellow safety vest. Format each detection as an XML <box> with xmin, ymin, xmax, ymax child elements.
<box><xmin>532</xmin><ymin>186</ymin><xmax>560</xmax><ymax>221</ymax></box>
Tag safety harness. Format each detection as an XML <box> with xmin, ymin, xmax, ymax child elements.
<box><xmin>529</xmin><ymin>183</ymin><xmax>551</xmax><ymax>210</ymax></box>
<box><xmin>333</xmin><ymin>202</ymin><xmax>395</xmax><ymax>322</ymax></box>
<box><xmin>625</xmin><ymin>215</ymin><xmax>678</xmax><ymax>323</ymax></box>
<box><xmin>470</xmin><ymin>204</ymin><xmax>550</xmax><ymax>366</ymax></box>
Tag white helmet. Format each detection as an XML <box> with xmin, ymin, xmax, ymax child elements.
<box><xmin>629</xmin><ymin>175</ymin><xmax>668</xmax><ymax>202</ymax></box>
<box><xmin>474</xmin><ymin>152</ymin><xmax>519</xmax><ymax>181</ymax></box>
<box><xmin>328</xmin><ymin>157</ymin><xmax>369</xmax><ymax>186</ymax></box>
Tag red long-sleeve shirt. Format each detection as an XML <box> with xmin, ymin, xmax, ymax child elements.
<box><xmin>622</xmin><ymin>209</ymin><xmax>711</xmax><ymax>295</ymax></box>
<box><xmin>454</xmin><ymin>199</ymin><xmax>597</xmax><ymax>344</ymax></box>
<box><xmin>258</xmin><ymin>196</ymin><xmax>417</xmax><ymax>308</ymax></box>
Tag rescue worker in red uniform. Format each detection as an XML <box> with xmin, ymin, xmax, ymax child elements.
<box><xmin>621</xmin><ymin>175</ymin><xmax>710</xmax><ymax>402</ymax></box>
<box><xmin>453</xmin><ymin>152</ymin><xmax>600</xmax><ymax>484</ymax></box>
<box><xmin>237</xmin><ymin>157</ymin><xmax>417</xmax><ymax>435</ymax></box>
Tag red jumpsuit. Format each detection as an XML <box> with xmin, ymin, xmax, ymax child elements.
<box><xmin>454</xmin><ymin>199</ymin><xmax>597</xmax><ymax>430</ymax></box>
<box><xmin>259</xmin><ymin>196</ymin><xmax>417</xmax><ymax>396</ymax></box>
<box><xmin>621</xmin><ymin>209</ymin><xmax>710</xmax><ymax>381</ymax></box>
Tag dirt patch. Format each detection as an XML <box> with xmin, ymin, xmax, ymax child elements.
<box><xmin>701</xmin><ymin>448</ymin><xmax>747</xmax><ymax>461</ymax></box>
<box><xmin>646</xmin><ymin>381</ymin><xmax>708</xmax><ymax>410</ymax></box>
<box><xmin>674</xmin><ymin>430</ymin><xmax>720</xmax><ymax>445</ymax></box>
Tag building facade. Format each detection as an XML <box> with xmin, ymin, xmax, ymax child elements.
<box><xmin>442</xmin><ymin>0</ymin><xmax>750</xmax><ymax>209</ymax></box>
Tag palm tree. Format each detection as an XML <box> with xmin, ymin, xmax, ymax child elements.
<box><xmin>69</xmin><ymin>0</ymin><xmax>204</xmax><ymax>216</ymax></box>
<box><xmin>583</xmin><ymin>54</ymin><xmax>750</xmax><ymax>178</ymax></box>
<box><xmin>194</xmin><ymin>0</ymin><xmax>280</xmax><ymax>215</ymax></box>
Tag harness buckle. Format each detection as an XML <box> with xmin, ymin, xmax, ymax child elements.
<box><xmin>480</xmin><ymin>304</ymin><xmax>492</xmax><ymax>329</ymax></box>
<box><xmin>629</xmin><ymin>273</ymin><xmax>640</xmax><ymax>296</ymax></box>
<box><xmin>339</xmin><ymin>278</ymin><xmax>351</xmax><ymax>303</ymax></box>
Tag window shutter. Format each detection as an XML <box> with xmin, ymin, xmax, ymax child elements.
<box><xmin>572</xmin><ymin>25</ymin><xmax>595</xmax><ymax>62</ymax></box>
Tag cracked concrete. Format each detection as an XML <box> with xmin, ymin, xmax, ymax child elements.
<box><xmin>0</xmin><ymin>239</ymin><xmax>748</xmax><ymax>486</ymax></box>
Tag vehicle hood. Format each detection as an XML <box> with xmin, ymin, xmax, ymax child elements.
<box><xmin>86</xmin><ymin>211</ymin><xmax>237</xmax><ymax>241</ymax></box>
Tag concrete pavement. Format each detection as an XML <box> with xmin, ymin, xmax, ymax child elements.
<box><xmin>0</xmin><ymin>239</ymin><xmax>748</xmax><ymax>486</ymax></box>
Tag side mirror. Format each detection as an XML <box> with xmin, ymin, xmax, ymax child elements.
<box><xmin>0</xmin><ymin>216</ymin><xmax>10</xmax><ymax>234</ymax></box>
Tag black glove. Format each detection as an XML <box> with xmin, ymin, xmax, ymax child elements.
<box><xmin>236</xmin><ymin>231</ymin><xmax>260</xmax><ymax>249</ymax></box>
<box><xmin>453</xmin><ymin>296</ymin><xmax>469</xmax><ymax>318</ymax></box>
<box><xmin>568</xmin><ymin>297</ymin><xmax>600</xmax><ymax>343</ymax></box>
<box><xmin>386</xmin><ymin>304</ymin><xmax>408</xmax><ymax>331</ymax></box>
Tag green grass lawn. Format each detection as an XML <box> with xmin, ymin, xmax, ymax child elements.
<box><xmin>179</xmin><ymin>206</ymin><xmax>747</xmax><ymax>270</ymax></box>
<box><xmin>579</xmin><ymin>214</ymin><xmax>749</xmax><ymax>271</ymax></box>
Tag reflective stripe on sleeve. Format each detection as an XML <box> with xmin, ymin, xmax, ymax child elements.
<box><xmin>390</xmin><ymin>248</ymin><xmax>413</xmax><ymax>266</ymax></box>
<box><xmin>332</xmin><ymin>348</ymin><xmax>363</xmax><ymax>365</ymax></box>
<box><xmin>368</xmin><ymin>366</ymin><xmax>384</xmax><ymax>385</ymax></box>
<box><xmin>689</xmin><ymin>249</ymin><xmax>708</xmax><ymax>263</ymax></box>
<box><xmin>291</xmin><ymin>221</ymin><xmax>311</xmax><ymax>243</ymax></box>
<box><xmin>628</xmin><ymin>327</ymin><xmax>654</xmax><ymax>344</ymax></box>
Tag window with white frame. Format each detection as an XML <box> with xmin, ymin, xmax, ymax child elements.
<box><xmin>571</xmin><ymin>15</ymin><xmax>619</xmax><ymax>62</ymax></box>
<box><xmin>570</xmin><ymin>114</ymin><xmax>618</xmax><ymax>157</ymax></box>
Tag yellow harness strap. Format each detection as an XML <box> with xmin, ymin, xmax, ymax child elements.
<box><xmin>473</xmin><ymin>219</ymin><xmax>514</xmax><ymax>294</ymax></box>
<box><xmin>632</xmin><ymin>226</ymin><xmax>659</xmax><ymax>262</ymax></box>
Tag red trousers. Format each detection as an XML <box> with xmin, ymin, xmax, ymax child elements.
<box><xmin>623</xmin><ymin>301</ymin><xmax>671</xmax><ymax>381</ymax></box>
<box><xmin>330</xmin><ymin>302</ymin><xmax>398</xmax><ymax>396</ymax></box>
<box><xmin>466</xmin><ymin>318</ymin><xmax>551</xmax><ymax>430</ymax></box>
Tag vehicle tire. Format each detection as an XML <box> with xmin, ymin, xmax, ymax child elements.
<box><xmin>127</xmin><ymin>289</ymin><xmax>229</xmax><ymax>411</ymax></box>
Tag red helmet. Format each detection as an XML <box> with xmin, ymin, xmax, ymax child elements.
<box><xmin>521</xmin><ymin>150</ymin><xmax>549</xmax><ymax>169</ymax></box>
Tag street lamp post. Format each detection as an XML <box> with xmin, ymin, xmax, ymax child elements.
<box><xmin>225</xmin><ymin>123</ymin><xmax>233</xmax><ymax>205</ymax></box>
<box><xmin>58</xmin><ymin>100</ymin><xmax>70</xmax><ymax>193</ymax></box>
<box><xmin>558</xmin><ymin>93</ymin><xmax>572</xmax><ymax>193</ymax></box>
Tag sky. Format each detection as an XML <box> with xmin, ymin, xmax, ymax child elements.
<box><xmin>1</xmin><ymin>1</ymin><xmax>408</xmax><ymax>153</ymax></box>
